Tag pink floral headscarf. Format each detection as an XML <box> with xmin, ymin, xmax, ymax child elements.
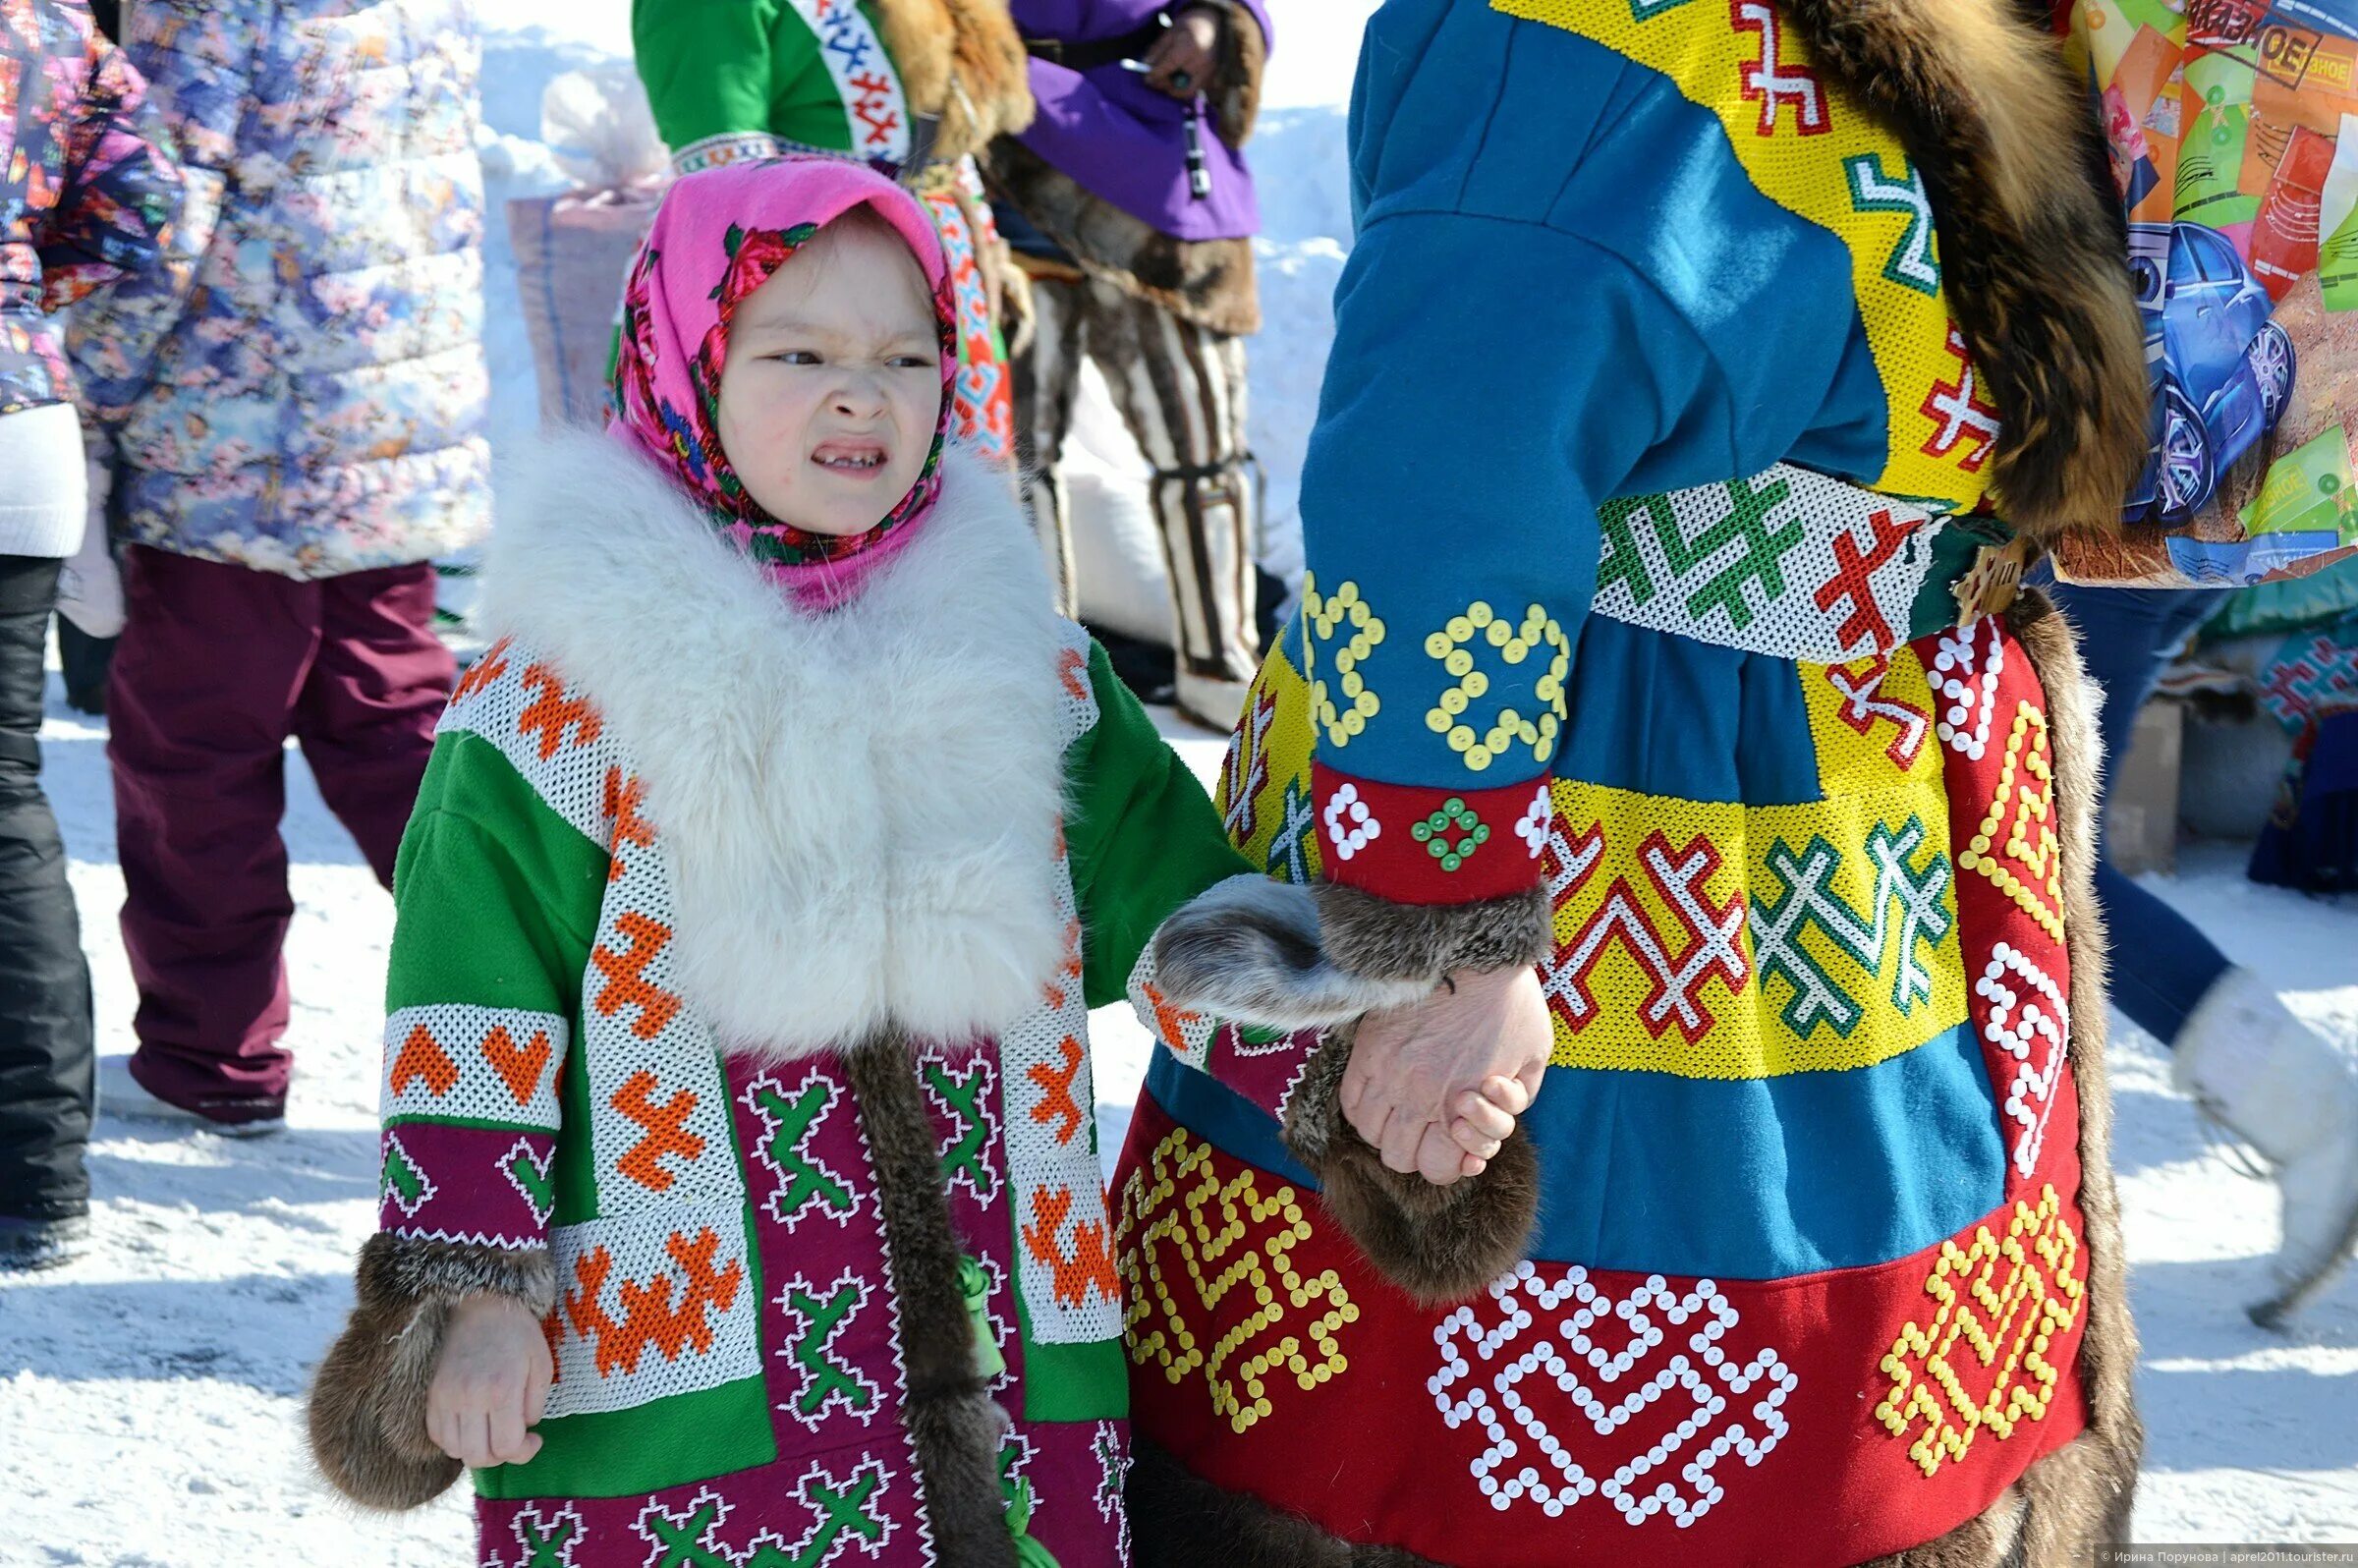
<box><xmin>609</xmin><ymin>158</ymin><xmax>957</xmax><ymax>610</ymax></box>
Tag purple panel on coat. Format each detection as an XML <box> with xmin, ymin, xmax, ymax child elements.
<box><xmin>1007</xmin><ymin>0</ymin><xmax>1271</xmax><ymax>240</ymax></box>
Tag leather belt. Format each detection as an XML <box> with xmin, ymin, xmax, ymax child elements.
<box><xmin>1022</xmin><ymin>17</ymin><xmax>1169</xmax><ymax>73</ymax></box>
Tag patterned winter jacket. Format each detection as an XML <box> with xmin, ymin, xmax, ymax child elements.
<box><xmin>1110</xmin><ymin>2</ymin><xmax>2159</xmax><ymax>1565</ymax></box>
<box><xmin>66</xmin><ymin>0</ymin><xmax>489</xmax><ymax>580</ymax></box>
<box><xmin>308</xmin><ymin>431</ymin><xmax>1268</xmax><ymax>1566</ymax></box>
<box><xmin>0</xmin><ymin>0</ymin><xmax>182</xmax><ymax>420</ymax></box>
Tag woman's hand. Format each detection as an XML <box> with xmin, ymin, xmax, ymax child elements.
<box><xmin>424</xmin><ymin>1294</ymin><xmax>553</xmax><ymax>1469</ymax></box>
<box><xmin>1143</xmin><ymin>6</ymin><xmax>1224</xmax><ymax>99</ymax></box>
<box><xmin>1342</xmin><ymin>965</ymin><xmax>1551</xmax><ymax>1186</ymax></box>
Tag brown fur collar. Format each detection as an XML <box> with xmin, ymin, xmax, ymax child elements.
<box><xmin>980</xmin><ymin>138</ymin><xmax>1261</xmax><ymax>335</ymax></box>
<box><xmin>1780</xmin><ymin>0</ymin><xmax>2147</xmax><ymax>540</ymax></box>
<box><xmin>874</xmin><ymin>0</ymin><xmax>1035</xmax><ymax>163</ymax></box>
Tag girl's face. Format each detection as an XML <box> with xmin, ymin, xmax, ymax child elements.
<box><xmin>714</xmin><ymin>217</ymin><xmax>941</xmax><ymax>536</ymax></box>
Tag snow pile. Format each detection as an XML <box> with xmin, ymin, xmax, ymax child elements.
<box><xmin>4</xmin><ymin>6</ymin><xmax>2354</xmax><ymax>1561</ymax></box>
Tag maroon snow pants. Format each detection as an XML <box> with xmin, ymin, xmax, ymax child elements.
<box><xmin>108</xmin><ymin>546</ymin><xmax>455</xmax><ymax>1122</ymax></box>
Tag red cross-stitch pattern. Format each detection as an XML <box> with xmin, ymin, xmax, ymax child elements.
<box><xmin>1921</xmin><ymin>325</ymin><xmax>2001</xmax><ymax>472</ymax></box>
<box><xmin>591</xmin><ymin>913</ymin><xmax>683</xmax><ymax>1040</ymax></box>
<box><xmin>1825</xmin><ymin>655</ymin><xmax>1934</xmax><ymax>769</ymax></box>
<box><xmin>564</xmin><ymin>1227</ymin><xmax>745</xmax><ymax>1377</ymax></box>
<box><xmin>850</xmin><ymin>75</ymin><xmax>900</xmax><ymax>147</ymax></box>
<box><xmin>1023</xmin><ymin>1186</ymin><xmax>1119</xmax><ymax>1308</ymax></box>
<box><xmin>1027</xmin><ymin>1036</ymin><xmax>1088</xmax><ymax>1147</ymax></box>
<box><xmin>483</xmin><ymin>1025</ymin><xmax>554</xmax><ymax>1107</ymax></box>
<box><xmin>1059</xmin><ymin>644</ymin><xmax>1090</xmax><ymax>700</ymax></box>
<box><xmin>1814</xmin><ymin>509</ymin><xmax>1913</xmax><ymax>654</ymax></box>
<box><xmin>602</xmin><ymin>767</ymin><xmax>656</xmax><ymax>883</ymax></box>
<box><xmin>517</xmin><ymin>663</ymin><xmax>605</xmax><ymax>760</ymax></box>
<box><xmin>1733</xmin><ymin>0</ymin><xmax>1828</xmax><ymax>136</ymax></box>
<box><xmin>450</xmin><ymin>636</ymin><xmax>511</xmax><ymax>705</ymax></box>
<box><xmin>609</xmin><ymin>1069</ymin><xmax>704</xmax><ymax>1193</ymax></box>
<box><xmin>1545</xmin><ymin>826</ymin><xmax>1752</xmax><ymax>1043</ymax></box>
<box><xmin>390</xmin><ymin>1025</ymin><xmax>460</xmax><ymax>1097</ymax></box>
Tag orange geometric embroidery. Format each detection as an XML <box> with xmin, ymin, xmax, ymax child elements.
<box><xmin>564</xmin><ymin>1227</ymin><xmax>745</xmax><ymax>1377</ymax></box>
<box><xmin>1141</xmin><ymin>981</ymin><xmax>1205</xmax><ymax>1056</ymax></box>
<box><xmin>591</xmin><ymin>913</ymin><xmax>683</xmax><ymax>1040</ymax></box>
<box><xmin>517</xmin><ymin>663</ymin><xmax>604</xmax><ymax>760</ymax></box>
<box><xmin>1876</xmin><ymin>1184</ymin><xmax>2084</xmax><ymax>1477</ymax></box>
<box><xmin>610</xmin><ymin>1069</ymin><xmax>704</xmax><ymax>1193</ymax></box>
<box><xmin>1027</xmin><ymin>1036</ymin><xmax>1087</xmax><ymax>1147</ymax></box>
<box><xmin>602</xmin><ymin>767</ymin><xmax>655</xmax><ymax>883</ymax></box>
<box><xmin>1058</xmin><ymin>645</ymin><xmax>1089</xmax><ymax>700</ymax></box>
<box><xmin>450</xmin><ymin>636</ymin><xmax>512</xmax><ymax>705</ymax></box>
<box><xmin>483</xmin><ymin>1026</ymin><xmax>554</xmax><ymax>1108</ymax></box>
<box><xmin>1022</xmin><ymin>1185</ymin><xmax>1118</xmax><ymax>1309</ymax></box>
<box><xmin>1044</xmin><ymin>917</ymin><xmax>1083</xmax><ymax>1011</ymax></box>
<box><xmin>1956</xmin><ymin>701</ymin><xmax>2064</xmax><ymax>941</ymax></box>
<box><xmin>390</xmin><ymin>1025</ymin><xmax>460</xmax><ymax>1097</ymax></box>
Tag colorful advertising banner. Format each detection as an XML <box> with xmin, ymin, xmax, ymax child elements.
<box><xmin>2050</xmin><ymin>0</ymin><xmax>2358</xmax><ymax>587</ymax></box>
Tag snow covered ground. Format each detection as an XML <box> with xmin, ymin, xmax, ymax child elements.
<box><xmin>5</xmin><ymin>5</ymin><xmax>2357</xmax><ymax>1561</ymax></box>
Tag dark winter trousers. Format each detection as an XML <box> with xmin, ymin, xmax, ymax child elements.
<box><xmin>109</xmin><ymin>546</ymin><xmax>453</xmax><ymax>1118</ymax></box>
<box><xmin>0</xmin><ymin>556</ymin><xmax>93</xmax><ymax>1219</ymax></box>
<box><xmin>1013</xmin><ymin>275</ymin><xmax>1261</xmax><ymax>712</ymax></box>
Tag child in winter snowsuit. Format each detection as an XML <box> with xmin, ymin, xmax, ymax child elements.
<box><xmin>0</xmin><ymin>0</ymin><xmax>183</xmax><ymax>1268</ymax></box>
<box><xmin>632</xmin><ymin>0</ymin><xmax>1035</xmax><ymax>465</ymax></box>
<box><xmin>305</xmin><ymin>157</ymin><xmax>1269</xmax><ymax>1567</ymax></box>
<box><xmin>70</xmin><ymin>0</ymin><xmax>490</xmax><ymax>1134</ymax></box>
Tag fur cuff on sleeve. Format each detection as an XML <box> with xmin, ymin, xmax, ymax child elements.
<box><xmin>1150</xmin><ymin>875</ymin><xmax>1434</xmax><ymax>1032</ymax></box>
<box><xmin>1315</xmin><ymin>882</ymin><xmax>1553</xmax><ymax>986</ymax></box>
<box><xmin>1195</xmin><ymin>0</ymin><xmax>1268</xmax><ymax>147</ymax></box>
<box><xmin>1281</xmin><ymin>1027</ymin><xmax>1540</xmax><ymax>1306</ymax></box>
<box><xmin>1148</xmin><ymin>874</ymin><xmax>1551</xmax><ymax>1035</ymax></box>
<box><xmin>307</xmin><ymin>1233</ymin><xmax>557</xmax><ymax>1511</ymax></box>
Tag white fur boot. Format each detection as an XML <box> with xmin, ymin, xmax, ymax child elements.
<box><xmin>2172</xmin><ymin>968</ymin><xmax>2358</xmax><ymax>1325</ymax></box>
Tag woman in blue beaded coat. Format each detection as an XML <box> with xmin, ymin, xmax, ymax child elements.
<box><xmin>1107</xmin><ymin>2</ymin><xmax>2159</xmax><ymax>1564</ymax></box>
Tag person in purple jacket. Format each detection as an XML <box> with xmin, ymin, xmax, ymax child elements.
<box><xmin>980</xmin><ymin>0</ymin><xmax>1270</xmax><ymax>731</ymax></box>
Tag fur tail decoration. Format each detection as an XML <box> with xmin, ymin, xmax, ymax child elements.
<box><xmin>1779</xmin><ymin>0</ymin><xmax>2148</xmax><ymax>538</ymax></box>
<box><xmin>1151</xmin><ymin>875</ymin><xmax>1434</xmax><ymax>1032</ymax></box>
<box><xmin>307</xmin><ymin>1234</ymin><xmax>556</xmax><ymax>1511</ymax></box>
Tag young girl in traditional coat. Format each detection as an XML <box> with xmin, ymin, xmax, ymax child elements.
<box><xmin>303</xmin><ymin>156</ymin><xmax>1261</xmax><ymax>1566</ymax></box>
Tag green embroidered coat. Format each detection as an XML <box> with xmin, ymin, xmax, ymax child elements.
<box><xmin>317</xmin><ymin>429</ymin><xmax>1244</xmax><ymax>1566</ymax></box>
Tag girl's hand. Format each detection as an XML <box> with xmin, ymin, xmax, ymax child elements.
<box><xmin>1143</xmin><ymin>6</ymin><xmax>1223</xmax><ymax>99</ymax></box>
<box><xmin>1449</xmin><ymin>1073</ymin><xmax>1539</xmax><ymax>1161</ymax></box>
<box><xmin>425</xmin><ymin>1294</ymin><xmax>553</xmax><ymax>1469</ymax></box>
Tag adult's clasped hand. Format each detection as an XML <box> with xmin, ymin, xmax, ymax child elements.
<box><xmin>1341</xmin><ymin>964</ymin><xmax>1551</xmax><ymax>1188</ymax></box>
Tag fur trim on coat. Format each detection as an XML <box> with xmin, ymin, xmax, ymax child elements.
<box><xmin>1778</xmin><ymin>0</ymin><xmax>2148</xmax><ymax>540</ymax></box>
<box><xmin>307</xmin><ymin>1234</ymin><xmax>556</xmax><ymax>1510</ymax></box>
<box><xmin>874</xmin><ymin>0</ymin><xmax>1036</xmax><ymax>163</ymax></box>
<box><xmin>980</xmin><ymin>137</ymin><xmax>1262</xmax><ymax>337</ymax></box>
<box><xmin>478</xmin><ymin>429</ymin><xmax>1070</xmax><ymax>1064</ymax></box>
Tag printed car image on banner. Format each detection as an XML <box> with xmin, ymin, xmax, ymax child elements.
<box><xmin>2050</xmin><ymin>0</ymin><xmax>2358</xmax><ymax>588</ymax></box>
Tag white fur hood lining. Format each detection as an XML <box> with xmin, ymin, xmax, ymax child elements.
<box><xmin>478</xmin><ymin>429</ymin><xmax>1069</xmax><ymax>1062</ymax></box>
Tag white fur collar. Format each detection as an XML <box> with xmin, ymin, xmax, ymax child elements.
<box><xmin>480</xmin><ymin>429</ymin><xmax>1068</xmax><ymax>1062</ymax></box>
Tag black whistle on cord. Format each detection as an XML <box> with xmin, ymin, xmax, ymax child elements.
<box><xmin>1184</xmin><ymin>110</ymin><xmax>1211</xmax><ymax>199</ymax></box>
